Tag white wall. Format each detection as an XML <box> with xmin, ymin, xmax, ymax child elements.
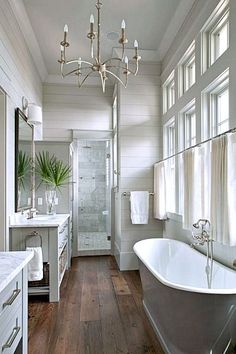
<box><xmin>161</xmin><ymin>0</ymin><xmax>236</xmax><ymax>269</ymax></box>
<box><xmin>43</xmin><ymin>84</ymin><xmax>113</xmax><ymax>141</ymax></box>
<box><xmin>115</xmin><ymin>62</ymin><xmax>163</xmax><ymax>270</ymax></box>
<box><xmin>0</xmin><ymin>0</ymin><xmax>42</xmax><ymax>250</ymax></box>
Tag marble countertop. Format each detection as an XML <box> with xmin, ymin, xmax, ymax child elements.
<box><xmin>9</xmin><ymin>213</ymin><xmax>70</xmax><ymax>228</ymax></box>
<box><xmin>0</xmin><ymin>251</ymin><xmax>33</xmax><ymax>293</ymax></box>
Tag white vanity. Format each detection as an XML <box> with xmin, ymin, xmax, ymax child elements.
<box><xmin>9</xmin><ymin>214</ymin><xmax>71</xmax><ymax>302</ymax></box>
<box><xmin>0</xmin><ymin>251</ymin><xmax>33</xmax><ymax>354</ymax></box>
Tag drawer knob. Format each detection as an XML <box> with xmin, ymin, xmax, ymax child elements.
<box><xmin>3</xmin><ymin>288</ymin><xmax>21</xmax><ymax>307</ymax></box>
<box><xmin>2</xmin><ymin>324</ymin><xmax>20</xmax><ymax>350</ymax></box>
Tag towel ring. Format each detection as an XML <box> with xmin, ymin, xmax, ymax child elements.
<box><xmin>24</xmin><ymin>231</ymin><xmax>42</xmax><ymax>249</ymax></box>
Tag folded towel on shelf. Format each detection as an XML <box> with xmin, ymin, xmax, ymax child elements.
<box><xmin>26</xmin><ymin>247</ymin><xmax>43</xmax><ymax>281</ymax></box>
<box><xmin>130</xmin><ymin>191</ymin><xmax>149</xmax><ymax>224</ymax></box>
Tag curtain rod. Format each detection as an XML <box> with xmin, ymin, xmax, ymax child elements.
<box><xmin>156</xmin><ymin>126</ymin><xmax>236</xmax><ymax>165</ymax></box>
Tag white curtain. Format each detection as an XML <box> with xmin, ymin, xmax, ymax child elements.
<box><xmin>182</xmin><ymin>149</ymin><xmax>195</xmax><ymax>229</ymax></box>
<box><xmin>153</xmin><ymin>162</ymin><xmax>167</xmax><ymax>220</ymax></box>
<box><xmin>210</xmin><ymin>135</ymin><xmax>229</xmax><ymax>244</ymax></box>
<box><xmin>226</xmin><ymin>133</ymin><xmax>236</xmax><ymax>245</ymax></box>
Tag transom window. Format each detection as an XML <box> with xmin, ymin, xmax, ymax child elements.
<box><xmin>163</xmin><ymin>71</ymin><xmax>175</xmax><ymax>113</ymax></box>
<box><xmin>202</xmin><ymin>68</ymin><xmax>229</xmax><ymax>139</ymax></box>
<box><xmin>178</xmin><ymin>41</ymin><xmax>195</xmax><ymax>97</ymax></box>
<box><xmin>201</xmin><ymin>0</ymin><xmax>229</xmax><ymax>73</ymax></box>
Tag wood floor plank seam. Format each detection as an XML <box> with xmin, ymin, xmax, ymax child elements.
<box><xmin>28</xmin><ymin>256</ymin><xmax>164</xmax><ymax>354</ymax></box>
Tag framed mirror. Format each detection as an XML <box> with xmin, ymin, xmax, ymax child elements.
<box><xmin>15</xmin><ymin>108</ymin><xmax>33</xmax><ymax>211</ymax></box>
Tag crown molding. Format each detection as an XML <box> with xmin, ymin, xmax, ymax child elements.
<box><xmin>7</xmin><ymin>0</ymin><xmax>48</xmax><ymax>82</ymax></box>
<box><xmin>158</xmin><ymin>0</ymin><xmax>197</xmax><ymax>60</ymax></box>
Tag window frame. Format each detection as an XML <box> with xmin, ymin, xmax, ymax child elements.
<box><xmin>201</xmin><ymin>0</ymin><xmax>229</xmax><ymax>73</ymax></box>
<box><xmin>162</xmin><ymin>71</ymin><xmax>175</xmax><ymax>114</ymax></box>
<box><xmin>201</xmin><ymin>68</ymin><xmax>229</xmax><ymax>140</ymax></box>
<box><xmin>178</xmin><ymin>41</ymin><xmax>195</xmax><ymax>97</ymax></box>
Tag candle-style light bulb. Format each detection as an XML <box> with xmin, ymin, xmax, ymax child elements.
<box><xmin>90</xmin><ymin>14</ymin><xmax>94</xmax><ymax>23</ymax></box>
<box><xmin>78</xmin><ymin>57</ymin><xmax>82</xmax><ymax>66</ymax></box>
<box><xmin>121</xmin><ymin>20</ymin><xmax>126</xmax><ymax>29</ymax></box>
<box><xmin>124</xmin><ymin>56</ymin><xmax>129</xmax><ymax>65</ymax></box>
<box><xmin>64</xmin><ymin>24</ymin><xmax>68</xmax><ymax>33</ymax></box>
<box><xmin>60</xmin><ymin>45</ymin><xmax>64</xmax><ymax>52</ymax></box>
<box><xmin>134</xmin><ymin>40</ymin><xmax>138</xmax><ymax>48</ymax></box>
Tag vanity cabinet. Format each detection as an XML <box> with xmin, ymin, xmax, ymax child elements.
<box><xmin>0</xmin><ymin>252</ymin><xmax>33</xmax><ymax>354</ymax></box>
<box><xmin>9</xmin><ymin>214</ymin><xmax>70</xmax><ymax>302</ymax></box>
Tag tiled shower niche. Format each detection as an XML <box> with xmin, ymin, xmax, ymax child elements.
<box><xmin>77</xmin><ymin>140</ymin><xmax>111</xmax><ymax>253</ymax></box>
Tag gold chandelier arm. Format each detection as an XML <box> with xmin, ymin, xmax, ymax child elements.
<box><xmin>105</xmin><ymin>69</ymin><xmax>128</xmax><ymax>88</ymax></box>
<box><xmin>103</xmin><ymin>57</ymin><xmax>122</xmax><ymax>64</ymax></box>
<box><xmin>65</xmin><ymin>59</ymin><xmax>94</xmax><ymax>66</ymax></box>
<box><xmin>106</xmin><ymin>65</ymin><xmax>135</xmax><ymax>75</ymax></box>
<box><xmin>62</xmin><ymin>67</ymin><xmax>92</xmax><ymax>77</ymax></box>
<box><xmin>98</xmin><ymin>71</ymin><xmax>106</xmax><ymax>93</ymax></box>
<box><xmin>78</xmin><ymin>70</ymin><xmax>94</xmax><ymax>87</ymax></box>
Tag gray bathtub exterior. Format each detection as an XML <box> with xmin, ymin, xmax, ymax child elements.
<box><xmin>139</xmin><ymin>261</ymin><xmax>236</xmax><ymax>354</ymax></box>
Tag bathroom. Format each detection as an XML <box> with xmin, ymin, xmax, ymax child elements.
<box><xmin>0</xmin><ymin>0</ymin><xmax>236</xmax><ymax>353</ymax></box>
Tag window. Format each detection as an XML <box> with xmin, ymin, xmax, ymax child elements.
<box><xmin>210</xmin><ymin>86</ymin><xmax>229</xmax><ymax>136</ymax></box>
<box><xmin>164</xmin><ymin>118</ymin><xmax>175</xmax><ymax>158</ymax></box>
<box><xmin>178</xmin><ymin>101</ymin><xmax>196</xmax><ymax>150</ymax></box>
<box><xmin>164</xmin><ymin>118</ymin><xmax>176</xmax><ymax>213</ymax></box>
<box><xmin>209</xmin><ymin>11</ymin><xmax>229</xmax><ymax>65</ymax></box>
<box><xmin>163</xmin><ymin>71</ymin><xmax>175</xmax><ymax>113</ymax></box>
<box><xmin>202</xmin><ymin>69</ymin><xmax>229</xmax><ymax>139</ymax></box>
<box><xmin>201</xmin><ymin>0</ymin><xmax>229</xmax><ymax>72</ymax></box>
<box><xmin>185</xmin><ymin>107</ymin><xmax>196</xmax><ymax>148</ymax></box>
<box><xmin>178</xmin><ymin>41</ymin><xmax>195</xmax><ymax>96</ymax></box>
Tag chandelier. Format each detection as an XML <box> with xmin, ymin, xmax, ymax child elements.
<box><xmin>58</xmin><ymin>0</ymin><xmax>141</xmax><ymax>92</ymax></box>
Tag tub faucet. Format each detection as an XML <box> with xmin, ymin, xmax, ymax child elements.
<box><xmin>192</xmin><ymin>219</ymin><xmax>214</xmax><ymax>288</ymax></box>
<box><xmin>192</xmin><ymin>219</ymin><xmax>211</xmax><ymax>246</ymax></box>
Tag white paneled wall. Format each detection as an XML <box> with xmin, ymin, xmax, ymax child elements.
<box><xmin>0</xmin><ymin>0</ymin><xmax>42</xmax><ymax>250</ymax></box>
<box><xmin>43</xmin><ymin>84</ymin><xmax>113</xmax><ymax>141</ymax></box>
<box><xmin>115</xmin><ymin>62</ymin><xmax>163</xmax><ymax>270</ymax></box>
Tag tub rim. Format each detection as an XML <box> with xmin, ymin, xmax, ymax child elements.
<box><xmin>133</xmin><ymin>238</ymin><xmax>236</xmax><ymax>295</ymax></box>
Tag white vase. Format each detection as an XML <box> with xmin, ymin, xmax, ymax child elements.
<box><xmin>45</xmin><ymin>189</ymin><xmax>56</xmax><ymax>215</ymax></box>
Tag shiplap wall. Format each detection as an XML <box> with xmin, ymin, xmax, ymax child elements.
<box><xmin>115</xmin><ymin>62</ymin><xmax>163</xmax><ymax>270</ymax></box>
<box><xmin>0</xmin><ymin>0</ymin><xmax>42</xmax><ymax>250</ymax></box>
<box><xmin>43</xmin><ymin>84</ymin><xmax>113</xmax><ymax>141</ymax></box>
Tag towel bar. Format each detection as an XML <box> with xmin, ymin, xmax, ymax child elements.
<box><xmin>122</xmin><ymin>192</ymin><xmax>154</xmax><ymax>197</ymax></box>
<box><xmin>24</xmin><ymin>231</ymin><xmax>42</xmax><ymax>248</ymax></box>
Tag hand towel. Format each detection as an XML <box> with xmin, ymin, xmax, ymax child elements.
<box><xmin>26</xmin><ymin>246</ymin><xmax>43</xmax><ymax>281</ymax></box>
<box><xmin>130</xmin><ymin>191</ymin><xmax>149</xmax><ymax>224</ymax></box>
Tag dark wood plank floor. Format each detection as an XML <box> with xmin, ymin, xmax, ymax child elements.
<box><xmin>28</xmin><ymin>256</ymin><xmax>164</xmax><ymax>354</ymax></box>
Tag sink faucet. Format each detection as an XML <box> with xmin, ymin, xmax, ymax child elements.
<box><xmin>26</xmin><ymin>208</ymin><xmax>37</xmax><ymax>219</ymax></box>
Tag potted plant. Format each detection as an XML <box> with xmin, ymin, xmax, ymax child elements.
<box><xmin>35</xmin><ymin>151</ymin><xmax>71</xmax><ymax>214</ymax></box>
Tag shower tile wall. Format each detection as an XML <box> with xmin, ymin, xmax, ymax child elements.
<box><xmin>78</xmin><ymin>141</ymin><xmax>109</xmax><ymax>235</ymax></box>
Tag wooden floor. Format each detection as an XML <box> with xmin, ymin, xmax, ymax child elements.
<box><xmin>28</xmin><ymin>256</ymin><xmax>164</xmax><ymax>354</ymax></box>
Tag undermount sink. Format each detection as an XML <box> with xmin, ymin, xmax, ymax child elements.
<box><xmin>32</xmin><ymin>215</ymin><xmax>55</xmax><ymax>221</ymax></box>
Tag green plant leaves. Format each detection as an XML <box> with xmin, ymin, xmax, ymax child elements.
<box><xmin>35</xmin><ymin>151</ymin><xmax>71</xmax><ymax>191</ymax></box>
<box><xmin>17</xmin><ymin>150</ymin><xmax>31</xmax><ymax>190</ymax></box>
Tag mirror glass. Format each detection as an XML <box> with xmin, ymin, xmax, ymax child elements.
<box><xmin>15</xmin><ymin>108</ymin><xmax>33</xmax><ymax>211</ymax></box>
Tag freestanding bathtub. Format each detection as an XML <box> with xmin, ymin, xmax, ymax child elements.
<box><xmin>133</xmin><ymin>238</ymin><xmax>236</xmax><ymax>354</ymax></box>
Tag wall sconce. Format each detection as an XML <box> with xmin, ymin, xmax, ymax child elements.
<box><xmin>22</xmin><ymin>96</ymin><xmax>42</xmax><ymax>126</ymax></box>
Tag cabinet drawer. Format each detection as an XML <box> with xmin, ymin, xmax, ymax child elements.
<box><xmin>0</xmin><ymin>304</ymin><xmax>22</xmax><ymax>354</ymax></box>
<box><xmin>0</xmin><ymin>273</ymin><xmax>22</xmax><ymax>322</ymax></box>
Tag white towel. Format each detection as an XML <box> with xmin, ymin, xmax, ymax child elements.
<box><xmin>26</xmin><ymin>247</ymin><xmax>43</xmax><ymax>281</ymax></box>
<box><xmin>130</xmin><ymin>191</ymin><xmax>149</xmax><ymax>224</ymax></box>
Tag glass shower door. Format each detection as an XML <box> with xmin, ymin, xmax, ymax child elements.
<box><xmin>77</xmin><ymin>140</ymin><xmax>111</xmax><ymax>255</ymax></box>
